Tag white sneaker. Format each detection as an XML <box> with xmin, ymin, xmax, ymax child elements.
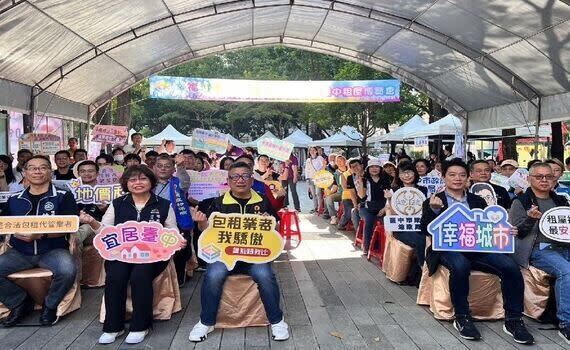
<box><xmin>271</xmin><ymin>319</ymin><xmax>289</xmax><ymax>341</ymax></box>
<box><xmin>330</xmin><ymin>217</ymin><xmax>338</xmax><ymax>225</ymax></box>
<box><xmin>98</xmin><ymin>330</ymin><xmax>124</xmax><ymax>344</ymax></box>
<box><xmin>125</xmin><ymin>330</ymin><xmax>148</xmax><ymax>344</ymax></box>
<box><xmin>189</xmin><ymin>321</ymin><xmax>214</xmax><ymax>342</ymax></box>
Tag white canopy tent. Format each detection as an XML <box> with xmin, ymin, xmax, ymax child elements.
<box><xmin>283</xmin><ymin>129</ymin><xmax>313</xmax><ymax>148</ymax></box>
<box><xmin>246</xmin><ymin>131</ymin><xmax>279</xmax><ymax>148</ymax></box>
<box><xmin>406</xmin><ymin>115</ymin><xmax>463</xmax><ymax>139</ymax></box>
<box><xmin>142</xmin><ymin>124</ymin><xmax>192</xmax><ymax>146</ymax></box>
<box><xmin>369</xmin><ymin>115</ymin><xmax>428</xmax><ymax>143</ymax></box>
<box><xmin>0</xmin><ymin>1</ymin><xmax>567</xmax><ymax>134</ymax></box>
<box><xmin>226</xmin><ymin>133</ymin><xmax>245</xmax><ymax>148</ymax></box>
<box><xmin>309</xmin><ymin>133</ymin><xmax>362</xmax><ymax>147</ymax></box>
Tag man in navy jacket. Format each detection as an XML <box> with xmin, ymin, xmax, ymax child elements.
<box><xmin>0</xmin><ymin>155</ymin><xmax>78</xmax><ymax>327</ymax></box>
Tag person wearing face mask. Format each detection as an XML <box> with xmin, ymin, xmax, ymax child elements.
<box><xmin>112</xmin><ymin>148</ymin><xmax>126</xmax><ymax>167</ymax></box>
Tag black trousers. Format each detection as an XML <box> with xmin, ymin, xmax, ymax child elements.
<box><xmin>103</xmin><ymin>260</ymin><xmax>169</xmax><ymax>332</ymax></box>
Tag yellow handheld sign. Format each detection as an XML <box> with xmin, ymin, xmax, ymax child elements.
<box><xmin>264</xmin><ymin>180</ymin><xmax>283</xmax><ymax>197</ymax></box>
<box><xmin>198</xmin><ymin>213</ymin><xmax>284</xmax><ymax>270</ymax></box>
<box><xmin>313</xmin><ymin>169</ymin><xmax>334</xmax><ymax>189</ymax></box>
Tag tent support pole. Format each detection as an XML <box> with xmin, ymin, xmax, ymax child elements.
<box><xmin>464</xmin><ymin>114</ymin><xmax>469</xmax><ymax>162</ymax></box>
<box><xmin>533</xmin><ymin>97</ymin><xmax>542</xmax><ymax>160</ymax></box>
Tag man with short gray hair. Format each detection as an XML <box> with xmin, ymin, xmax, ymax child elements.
<box><xmin>509</xmin><ymin>162</ymin><xmax>570</xmax><ymax>344</ymax></box>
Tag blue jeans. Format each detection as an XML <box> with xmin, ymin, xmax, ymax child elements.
<box><xmin>438</xmin><ymin>252</ymin><xmax>524</xmax><ymax>319</ymax></box>
<box><xmin>530</xmin><ymin>246</ymin><xmax>570</xmax><ymax>328</ymax></box>
<box><xmin>339</xmin><ymin>200</ymin><xmax>353</xmax><ymax>227</ymax></box>
<box><xmin>0</xmin><ymin>248</ymin><xmax>77</xmax><ymax>310</ymax></box>
<box><xmin>359</xmin><ymin>202</ymin><xmax>383</xmax><ymax>251</ymax></box>
<box><xmin>200</xmin><ymin>261</ymin><xmax>283</xmax><ymax>326</ymax></box>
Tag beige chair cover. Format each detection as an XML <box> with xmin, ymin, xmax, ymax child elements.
<box><xmin>215</xmin><ymin>274</ymin><xmax>269</xmax><ymax>328</ymax></box>
<box><xmin>417</xmin><ymin>264</ymin><xmax>504</xmax><ymax>320</ymax></box>
<box><xmin>382</xmin><ymin>231</ymin><xmax>415</xmax><ymax>283</ymax></box>
<box><xmin>99</xmin><ymin>260</ymin><xmax>181</xmax><ymax>322</ymax></box>
<box><xmin>0</xmin><ymin>236</ymin><xmax>82</xmax><ymax>318</ymax></box>
<box><xmin>80</xmin><ymin>245</ymin><xmax>106</xmax><ymax>288</ymax></box>
<box><xmin>522</xmin><ymin>266</ymin><xmax>551</xmax><ymax>320</ymax></box>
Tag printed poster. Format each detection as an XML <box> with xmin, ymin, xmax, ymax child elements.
<box><xmin>198</xmin><ymin>213</ymin><xmax>284</xmax><ymax>269</ymax></box>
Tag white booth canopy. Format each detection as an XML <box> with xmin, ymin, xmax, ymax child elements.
<box><xmin>246</xmin><ymin>131</ymin><xmax>279</xmax><ymax>148</ymax></box>
<box><xmin>283</xmin><ymin>129</ymin><xmax>313</xmax><ymax>148</ymax></box>
<box><xmin>142</xmin><ymin>124</ymin><xmax>192</xmax><ymax>145</ymax></box>
<box><xmin>370</xmin><ymin>115</ymin><xmax>428</xmax><ymax>142</ymax></box>
<box><xmin>0</xmin><ymin>1</ymin><xmax>568</xmax><ymax>130</ymax></box>
<box><xmin>405</xmin><ymin>114</ymin><xmax>463</xmax><ymax>139</ymax></box>
<box><xmin>309</xmin><ymin>132</ymin><xmax>362</xmax><ymax>147</ymax></box>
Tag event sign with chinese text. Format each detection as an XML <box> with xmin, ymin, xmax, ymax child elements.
<box><xmin>0</xmin><ymin>216</ymin><xmax>79</xmax><ymax>234</ymax></box>
<box><xmin>313</xmin><ymin>170</ymin><xmax>334</xmax><ymax>189</ymax></box>
<box><xmin>198</xmin><ymin>213</ymin><xmax>284</xmax><ymax>269</ymax></box>
<box><xmin>188</xmin><ymin>169</ymin><xmax>229</xmax><ymax>201</ymax></box>
<box><xmin>88</xmin><ymin>141</ymin><xmax>102</xmax><ymax>160</ymax></box>
<box><xmin>490</xmin><ymin>173</ymin><xmax>510</xmax><ymax>190</ymax></box>
<box><xmin>470</xmin><ymin>183</ymin><xmax>497</xmax><ymax>206</ymax></box>
<box><xmin>257</xmin><ymin>137</ymin><xmax>294</xmax><ymax>162</ymax></box>
<box><xmin>539</xmin><ymin>207</ymin><xmax>570</xmax><ymax>243</ymax></box>
<box><xmin>150</xmin><ymin>76</ymin><xmax>401</xmax><ymax>103</ymax></box>
<box><xmin>508</xmin><ymin>168</ymin><xmax>529</xmax><ymax>191</ymax></box>
<box><xmin>93</xmin><ymin>221</ymin><xmax>185</xmax><ymax>263</ymax></box>
<box><xmin>91</xmin><ymin>125</ymin><xmax>128</xmax><ymax>145</ymax></box>
<box><xmin>384</xmin><ymin>187</ymin><xmax>425</xmax><ymax>232</ymax></box>
<box><xmin>192</xmin><ymin>128</ymin><xmax>229</xmax><ymax>154</ymax></box>
<box><xmin>414</xmin><ymin>137</ymin><xmax>429</xmax><ymax>147</ymax></box>
<box><xmin>19</xmin><ymin>133</ymin><xmax>60</xmax><ymax>155</ymax></box>
<box><xmin>418</xmin><ymin>176</ymin><xmax>445</xmax><ymax>197</ymax></box>
<box><xmin>428</xmin><ymin>203</ymin><xmax>514</xmax><ymax>253</ymax></box>
<box><xmin>556</xmin><ymin>187</ymin><xmax>570</xmax><ymax>201</ymax></box>
<box><xmin>97</xmin><ymin>166</ymin><xmax>122</xmax><ymax>185</ymax></box>
<box><xmin>67</xmin><ymin>178</ymin><xmax>123</xmax><ymax>204</ymax></box>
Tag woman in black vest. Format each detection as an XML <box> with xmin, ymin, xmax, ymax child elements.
<box><xmin>80</xmin><ymin>165</ymin><xmax>180</xmax><ymax>345</ymax></box>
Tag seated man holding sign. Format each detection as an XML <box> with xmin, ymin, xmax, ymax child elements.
<box><xmin>421</xmin><ymin>159</ymin><xmax>534</xmax><ymax>344</ymax></box>
<box><xmin>189</xmin><ymin>161</ymin><xmax>289</xmax><ymax>342</ymax></box>
<box><xmin>509</xmin><ymin>162</ymin><xmax>570</xmax><ymax>343</ymax></box>
<box><xmin>0</xmin><ymin>155</ymin><xmax>79</xmax><ymax>327</ymax></box>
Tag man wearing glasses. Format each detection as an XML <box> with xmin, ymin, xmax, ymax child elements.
<box><xmin>188</xmin><ymin>161</ymin><xmax>289</xmax><ymax>343</ymax></box>
<box><xmin>0</xmin><ymin>155</ymin><xmax>78</xmax><ymax>327</ymax></box>
<box><xmin>510</xmin><ymin>162</ymin><xmax>570</xmax><ymax>344</ymax></box>
<box><xmin>469</xmin><ymin>160</ymin><xmax>512</xmax><ymax>209</ymax></box>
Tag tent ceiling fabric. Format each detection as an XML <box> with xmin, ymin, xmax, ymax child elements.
<box><xmin>0</xmin><ymin>0</ymin><xmax>568</xmax><ymax>130</ymax></box>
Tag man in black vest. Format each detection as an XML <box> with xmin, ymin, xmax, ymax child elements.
<box><xmin>510</xmin><ymin>162</ymin><xmax>570</xmax><ymax>344</ymax></box>
<box><xmin>0</xmin><ymin>155</ymin><xmax>78</xmax><ymax>327</ymax></box>
<box><xmin>421</xmin><ymin>159</ymin><xmax>533</xmax><ymax>344</ymax></box>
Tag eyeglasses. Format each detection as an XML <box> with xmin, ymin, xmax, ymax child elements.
<box><xmin>25</xmin><ymin>166</ymin><xmax>51</xmax><ymax>173</ymax></box>
<box><xmin>530</xmin><ymin>174</ymin><xmax>555</xmax><ymax>181</ymax></box>
<box><xmin>228</xmin><ymin>173</ymin><xmax>252</xmax><ymax>182</ymax></box>
<box><xmin>400</xmin><ymin>170</ymin><xmax>415</xmax><ymax>176</ymax></box>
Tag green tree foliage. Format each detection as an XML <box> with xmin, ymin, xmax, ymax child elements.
<box><xmin>128</xmin><ymin>47</ymin><xmax>428</xmax><ymax>145</ymax></box>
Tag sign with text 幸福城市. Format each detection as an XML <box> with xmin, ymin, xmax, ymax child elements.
<box><xmin>93</xmin><ymin>221</ymin><xmax>185</xmax><ymax>264</ymax></box>
<box><xmin>191</xmin><ymin>128</ymin><xmax>229</xmax><ymax>154</ymax></box>
<box><xmin>257</xmin><ymin>137</ymin><xmax>294</xmax><ymax>162</ymax></box>
<box><xmin>149</xmin><ymin>76</ymin><xmax>400</xmax><ymax>103</ymax></box>
<box><xmin>428</xmin><ymin>203</ymin><xmax>514</xmax><ymax>253</ymax></box>
<box><xmin>198</xmin><ymin>213</ymin><xmax>284</xmax><ymax>269</ymax></box>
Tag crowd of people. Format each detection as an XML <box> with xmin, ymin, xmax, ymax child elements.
<box><xmin>1</xmin><ymin>131</ymin><xmax>570</xmax><ymax>346</ymax></box>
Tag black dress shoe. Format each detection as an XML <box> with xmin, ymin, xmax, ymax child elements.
<box><xmin>2</xmin><ymin>296</ymin><xmax>34</xmax><ymax>327</ymax></box>
<box><xmin>39</xmin><ymin>306</ymin><xmax>59</xmax><ymax>326</ymax></box>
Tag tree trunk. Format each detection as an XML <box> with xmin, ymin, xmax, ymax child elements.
<box><xmin>551</xmin><ymin>122</ymin><xmax>564</xmax><ymax>161</ymax></box>
<box><xmin>428</xmin><ymin>99</ymin><xmax>447</xmax><ymax>155</ymax></box>
<box><xmin>115</xmin><ymin>89</ymin><xmax>131</xmax><ymax>127</ymax></box>
<box><xmin>501</xmin><ymin>128</ymin><xmax>518</xmax><ymax>161</ymax></box>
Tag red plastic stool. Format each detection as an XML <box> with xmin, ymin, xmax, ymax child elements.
<box><xmin>368</xmin><ymin>220</ymin><xmax>386</xmax><ymax>267</ymax></box>
<box><xmin>354</xmin><ymin>219</ymin><xmax>364</xmax><ymax>248</ymax></box>
<box><xmin>278</xmin><ymin>209</ymin><xmax>302</xmax><ymax>242</ymax></box>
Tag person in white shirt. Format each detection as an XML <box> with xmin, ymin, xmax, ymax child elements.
<box><xmin>304</xmin><ymin>146</ymin><xmax>326</xmax><ymax>214</ymax></box>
